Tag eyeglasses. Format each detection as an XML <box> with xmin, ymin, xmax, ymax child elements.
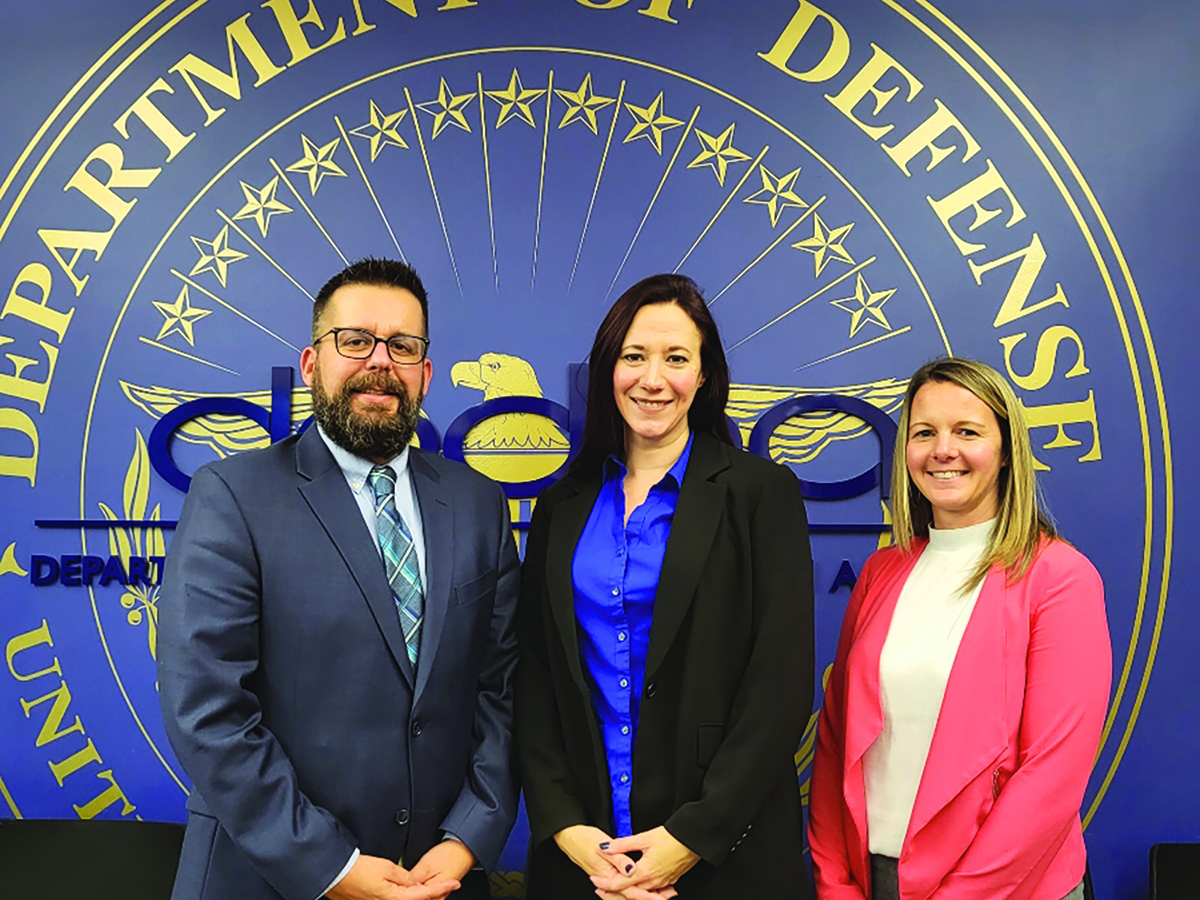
<box><xmin>314</xmin><ymin>327</ymin><xmax>430</xmax><ymax>365</ymax></box>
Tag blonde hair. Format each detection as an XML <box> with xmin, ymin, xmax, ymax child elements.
<box><xmin>890</xmin><ymin>357</ymin><xmax>1056</xmax><ymax>590</ymax></box>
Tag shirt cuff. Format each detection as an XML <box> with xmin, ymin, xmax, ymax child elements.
<box><xmin>320</xmin><ymin>848</ymin><xmax>359</xmax><ymax>898</ymax></box>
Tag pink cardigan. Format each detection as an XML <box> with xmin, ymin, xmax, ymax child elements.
<box><xmin>808</xmin><ymin>538</ymin><xmax>1110</xmax><ymax>900</ymax></box>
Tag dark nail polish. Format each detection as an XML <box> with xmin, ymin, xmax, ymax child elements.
<box><xmin>625</xmin><ymin>864</ymin><xmax>634</xmax><ymax>873</ymax></box>
<box><xmin>599</xmin><ymin>841</ymin><xmax>610</xmax><ymax>849</ymax></box>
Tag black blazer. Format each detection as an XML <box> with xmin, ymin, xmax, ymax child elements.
<box><xmin>515</xmin><ymin>432</ymin><xmax>814</xmax><ymax>900</ymax></box>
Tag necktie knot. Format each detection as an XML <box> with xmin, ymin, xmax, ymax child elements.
<box><xmin>368</xmin><ymin>465</ymin><xmax>397</xmax><ymax>501</ymax></box>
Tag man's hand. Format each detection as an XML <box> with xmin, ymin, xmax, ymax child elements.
<box><xmin>590</xmin><ymin>826</ymin><xmax>698</xmax><ymax>900</ymax></box>
<box><xmin>552</xmin><ymin>824</ymin><xmax>637</xmax><ymax>881</ymax></box>
<box><xmin>326</xmin><ymin>854</ymin><xmax>460</xmax><ymax>900</ymax></box>
<box><xmin>409</xmin><ymin>841</ymin><xmax>476</xmax><ymax>900</ymax></box>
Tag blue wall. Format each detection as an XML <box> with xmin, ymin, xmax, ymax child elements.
<box><xmin>1</xmin><ymin>2</ymin><xmax>1195</xmax><ymax>897</ymax></box>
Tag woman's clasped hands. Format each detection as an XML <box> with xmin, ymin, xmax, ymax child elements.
<box><xmin>556</xmin><ymin>824</ymin><xmax>698</xmax><ymax>900</ymax></box>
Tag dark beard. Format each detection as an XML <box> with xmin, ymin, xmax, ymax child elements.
<box><xmin>311</xmin><ymin>367</ymin><xmax>423</xmax><ymax>461</ymax></box>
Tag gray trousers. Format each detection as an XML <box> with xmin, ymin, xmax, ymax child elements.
<box><xmin>869</xmin><ymin>855</ymin><xmax>1085</xmax><ymax>900</ymax></box>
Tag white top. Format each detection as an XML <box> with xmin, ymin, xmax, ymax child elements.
<box><xmin>864</xmin><ymin>518</ymin><xmax>994</xmax><ymax>856</ymax></box>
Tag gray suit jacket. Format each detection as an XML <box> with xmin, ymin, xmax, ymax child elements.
<box><xmin>158</xmin><ymin>425</ymin><xmax>520</xmax><ymax>900</ymax></box>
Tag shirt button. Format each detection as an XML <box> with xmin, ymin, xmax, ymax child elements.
<box><xmin>617</xmin><ymin>632</ymin><xmax>626</xmax><ymax>642</ymax></box>
<box><xmin>619</xmin><ymin>678</ymin><xmax>629</xmax><ymax>688</ymax></box>
<box><xmin>620</xmin><ymin>774</ymin><xmax>629</xmax><ymax>783</ymax></box>
<box><xmin>621</xmin><ymin>726</ymin><xmax>630</xmax><ymax>735</ymax></box>
<box><xmin>617</xmin><ymin>547</ymin><xmax>624</xmax><ymax>556</ymax></box>
<box><xmin>611</xmin><ymin>587</ymin><xmax>619</xmax><ymax>596</ymax></box>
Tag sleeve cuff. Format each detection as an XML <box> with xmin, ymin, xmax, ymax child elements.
<box><xmin>320</xmin><ymin>848</ymin><xmax>359</xmax><ymax>898</ymax></box>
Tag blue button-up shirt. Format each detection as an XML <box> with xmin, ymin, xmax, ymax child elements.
<box><xmin>571</xmin><ymin>434</ymin><xmax>693</xmax><ymax>837</ymax></box>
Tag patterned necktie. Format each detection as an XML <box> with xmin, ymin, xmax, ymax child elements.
<box><xmin>368</xmin><ymin>465</ymin><xmax>424</xmax><ymax>666</ymax></box>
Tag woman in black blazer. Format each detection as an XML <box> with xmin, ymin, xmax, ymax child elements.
<box><xmin>515</xmin><ymin>273</ymin><xmax>815</xmax><ymax>900</ymax></box>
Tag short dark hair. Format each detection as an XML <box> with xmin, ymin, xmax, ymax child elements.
<box><xmin>312</xmin><ymin>257</ymin><xmax>429</xmax><ymax>339</ymax></box>
<box><xmin>571</xmin><ymin>273</ymin><xmax>733</xmax><ymax>474</ymax></box>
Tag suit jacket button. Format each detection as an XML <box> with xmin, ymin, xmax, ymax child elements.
<box><xmin>645</xmin><ymin>683</ymin><xmax>657</xmax><ymax>698</ymax></box>
<box><xmin>411</xmin><ymin>720</ymin><xmax>422</xmax><ymax>736</ymax></box>
<box><xmin>395</xmin><ymin>809</ymin><xmax>410</xmax><ymax>826</ymax></box>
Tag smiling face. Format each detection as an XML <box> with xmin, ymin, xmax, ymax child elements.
<box><xmin>905</xmin><ymin>379</ymin><xmax>1005</xmax><ymax>529</ymax></box>
<box><xmin>300</xmin><ymin>282</ymin><xmax>432</xmax><ymax>462</ymax></box>
<box><xmin>613</xmin><ymin>301</ymin><xmax>705</xmax><ymax>454</ymax></box>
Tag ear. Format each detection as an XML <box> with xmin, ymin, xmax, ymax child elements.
<box><xmin>300</xmin><ymin>345</ymin><xmax>317</xmax><ymax>387</ymax></box>
<box><xmin>421</xmin><ymin>358</ymin><xmax>433</xmax><ymax>398</ymax></box>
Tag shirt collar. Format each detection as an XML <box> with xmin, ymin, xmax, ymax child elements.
<box><xmin>316</xmin><ymin>424</ymin><xmax>411</xmax><ymax>493</ymax></box>
<box><xmin>927</xmin><ymin>516</ymin><xmax>996</xmax><ymax>553</ymax></box>
<box><xmin>603</xmin><ymin>431</ymin><xmax>694</xmax><ymax>490</ymax></box>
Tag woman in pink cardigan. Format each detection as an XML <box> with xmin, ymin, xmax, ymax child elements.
<box><xmin>808</xmin><ymin>358</ymin><xmax>1110</xmax><ymax>900</ymax></box>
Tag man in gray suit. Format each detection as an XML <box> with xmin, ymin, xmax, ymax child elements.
<box><xmin>159</xmin><ymin>258</ymin><xmax>519</xmax><ymax>900</ymax></box>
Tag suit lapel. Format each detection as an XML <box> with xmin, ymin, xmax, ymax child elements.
<box><xmin>842</xmin><ymin>555</ymin><xmax>917</xmax><ymax>769</ymax></box>
<box><xmin>409</xmin><ymin>450</ymin><xmax>453</xmax><ymax>705</ymax></box>
<box><xmin>906</xmin><ymin>568</ymin><xmax>1009</xmax><ymax>839</ymax></box>
<box><xmin>295</xmin><ymin>427</ymin><xmax>415</xmax><ymax>689</ymax></box>
<box><xmin>545</xmin><ymin>475</ymin><xmax>601</xmax><ymax>692</ymax></box>
<box><xmin>541</xmin><ymin>435</ymin><xmax>734</xmax><ymax>689</ymax></box>
<box><xmin>644</xmin><ymin>434</ymin><xmax>730</xmax><ymax>680</ymax></box>
<box><xmin>838</xmin><ymin>548</ymin><xmax>919</xmax><ymax>850</ymax></box>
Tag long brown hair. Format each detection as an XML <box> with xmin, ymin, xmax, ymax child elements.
<box><xmin>891</xmin><ymin>357</ymin><xmax>1057</xmax><ymax>590</ymax></box>
<box><xmin>570</xmin><ymin>274</ymin><xmax>733</xmax><ymax>474</ymax></box>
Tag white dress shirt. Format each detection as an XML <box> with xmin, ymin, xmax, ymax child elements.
<box><xmin>864</xmin><ymin>518</ymin><xmax>994</xmax><ymax>856</ymax></box>
<box><xmin>317</xmin><ymin>426</ymin><xmax>427</xmax><ymax>587</ymax></box>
